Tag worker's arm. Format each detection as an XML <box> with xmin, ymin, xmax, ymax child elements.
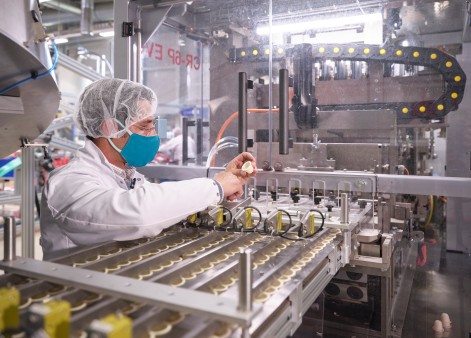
<box><xmin>44</xmin><ymin>175</ymin><xmax>221</xmax><ymax>246</ymax></box>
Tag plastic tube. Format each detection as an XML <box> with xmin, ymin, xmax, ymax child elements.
<box><xmin>206</xmin><ymin>142</ymin><xmax>238</xmax><ymax>167</ymax></box>
<box><xmin>0</xmin><ymin>40</ymin><xmax>59</xmax><ymax>95</ymax></box>
<box><xmin>215</xmin><ymin>108</ymin><xmax>280</xmax><ymax>145</ymax></box>
<box><xmin>0</xmin><ymin>157</ymin><xmax>22</xmax><ymax>177</ymax></box>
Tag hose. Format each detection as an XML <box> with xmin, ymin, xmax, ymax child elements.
<box><xmin>0</xmin><ymin>40</ymin><xmax>59</xmax><ymax>95</ymax></box>
<box><xmin>212</xmin><ymin>109</ymin><xmax>280</xmax><ymax>166</ymax></box>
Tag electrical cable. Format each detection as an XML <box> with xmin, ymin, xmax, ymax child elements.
<box><xmin>0</xmin><ymin>40</ymin><xmax>59</xmax><ymax>95</ymax></box>
<box><xmin>274</xmin><ymin>209</ymin><xmax>293</xmax><ymax>236</ymax></box>
<box><xmin>303</xmin><ymin>209</ymin><xmax>326</xmax><ymax>238</ymax></box>
<box><xmin>268</xmin><ymin>209</ymin><xmax>305</xmax><ymax>241</ymax></box>
<box><xmin>424</xmin><ymin>195</ymin><xmax>434</xmax><ymax>229</ymax></box>
<box><xmin>213</xmin><ymin>206</ymin><xmax>233</xmax><ymax>231</ymax></box>
<box><xmin>237</xmin><ymin>206</ymin><xmax>262</xmax><ymax>232</ymax></box>
<box><xmin>184</xmin><ymin>212</ymin><xmax>205</xmax><ymax>228</ymax></box>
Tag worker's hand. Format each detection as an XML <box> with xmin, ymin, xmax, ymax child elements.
<box><xmin>225</xmin><ymin>152</ymin><xmax>257</xmax><ymax>183</ymax></box>
<box><xmin>214</xmin><ymin>171</ymin><xmax>244</xmax><ymax>201</ymax></box>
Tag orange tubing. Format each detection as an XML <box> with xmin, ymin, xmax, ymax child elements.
<box><xmin>212</xmin><ymin>108</ymin><xmax>279</xmax><ymax>166</ymax></box>
<box><xmin>215</xmin><ymin>108</ymin><xmax>280</xmax><ymax>144</ymax></box>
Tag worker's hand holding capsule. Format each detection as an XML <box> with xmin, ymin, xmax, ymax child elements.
<box><xmin>214</xmin><ymin>171</ymin><xmax>244</xmax><ymax>201</ymax></box>
<box><xmin>225</xmin><ymin>152</ymin><xmax>257</xmax><ymax>183</ymax></box>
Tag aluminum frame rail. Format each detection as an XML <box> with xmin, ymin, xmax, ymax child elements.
<box><xmin>57</xmin><ymin>51</ymin><xmax>105</xmax><ymax>81</ymax></box>
<box><xmin>376</xmin><ymin>174</ymin><xmax>471</xmax><ymax>198</ymax></box>
<box><xmin>139</xmin><ymin>165</ymin><xmax>471</xmax><ymax>199</ymax></box>
<box><xmin>0</xmin><ymin>257</ymin><xmax>261</xmax><ymax>327</ymax></box>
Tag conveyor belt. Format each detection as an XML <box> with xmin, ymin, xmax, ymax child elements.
<box><xmin>0</xmin><ymin>226</ymin><xmax>343</xmax><ymax>337</ymax></box>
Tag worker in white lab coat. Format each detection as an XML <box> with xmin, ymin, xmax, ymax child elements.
<box><xmin>40</xmin><ymin>78</ymin><xmax>256</xmax><ymax>260</ymax></box>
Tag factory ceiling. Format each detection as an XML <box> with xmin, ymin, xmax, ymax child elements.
<box><xmin>39</xmin><ymin>0</ymin><xmax>467</xmax><ymax>52</ymax></box>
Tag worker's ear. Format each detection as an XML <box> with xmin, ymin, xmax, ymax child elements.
<box><xmin>101</xmin><ymin>118</ymin><xmax>119</xmax><ymax>138</ymax></box>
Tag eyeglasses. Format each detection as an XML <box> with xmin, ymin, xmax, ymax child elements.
<box><xmin>132</xmin><ymin>117</ymin><xmax>157</xmax><ymax>136</ymax></box>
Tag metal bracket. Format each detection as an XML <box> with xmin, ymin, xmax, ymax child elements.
<box><xmin>121</xmin><ymin>22</ymin><xmax>134</xmax><ymax>37</ymax></box>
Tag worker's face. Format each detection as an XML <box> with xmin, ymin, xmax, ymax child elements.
<box><xmin>128</xmin><ymin>99</ymin><xmax>157</xmax><ymax>136</ymax></box>
<box><xmin>129</xmin><ymin>116</ymin><xmax>157</xmax><ymax>136</ymax></box>
<box><xmin>111</xmin><ymin>116</ymin><xmax>156</xmax><ymax>149</ymax></box>
<box><xmin>110</xmin><ymin>100</ymin><xmax>157</xmax><ymax>150</ymax></box>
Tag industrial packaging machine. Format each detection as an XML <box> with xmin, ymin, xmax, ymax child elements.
<box><xmin>1</xmin><ymin>166</ymin><xmax>449</xmax><ymax>337</ymax></box>
<box><xmin>2</xmin><ymin>1</ymin><xmax>471</xmax><ymax>337</ymax></box>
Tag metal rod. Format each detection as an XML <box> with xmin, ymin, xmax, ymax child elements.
<box><xmin>238</xmin><ymin>248</ymin><xmax>253</xmax><ymax>312</ymax></box>
<box><xmin>279</xmin><ymin>68</ymin><xmax>289</xmax><ymax>155</ymax></box>
<box><xmin>21</xmin><ymin>141</ymin><xmax>35</xmax><ymax>258</ymax></box>
<box><xmin>80</xmin><ymin>0</ymin><xmax>94</xmax><ymax>35</ymax></box>
<box><xmin>196</xmin><ymin>117</ymin><xmax>203</xmax><ymax>165</ymax></box>
<box><xmin>340</xmin><ymin>193</ymin><xmax>349</xmax><ymax>224</ymax></box>
<box><xmin>182</xmin><ymin>117</ymin><xmax>189</xmax><ymax>165</ymax></box>
<box><xmin>238</xmin><ymin>72</ymin><xmax>248</xmax><ymax>154</ymax></box>
<box><xmin>268</xmin><ymin>0</ymin><xmax>273</xmax><ymax>167</ymax></box>
<box><xmin>3</xmin><ymin>217</ymin><xmax>16</xmax><ymax>261</ymax></box>
<box><xmin>197</xmin><ymin>40</ymin><xmax>204</xmax><ymax>166</ymax></box>
<box><xmin>136</xmin><ymin>7</ymin><xmax>142</xmax><ymax>83</ymax></box>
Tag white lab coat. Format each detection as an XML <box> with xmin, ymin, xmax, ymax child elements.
<box><xmin>40</xmin><ymin>140</ymin><xmax>220</xmax><ymax>259</ymax></box>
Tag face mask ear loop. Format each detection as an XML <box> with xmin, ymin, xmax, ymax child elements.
<box><xmin>107</xmin><ymin>138</ymin><xmax>122</xmax><ymax>153</ymax></box>
<box><xmin>114</xmin><ymin>119</ymin><xmax>133</xmax><ymax>137</ymax></box>
<box><xmin>107</xmin><ymin>119</ymin><xmax>133</xmax><ymax>153</ymax></box>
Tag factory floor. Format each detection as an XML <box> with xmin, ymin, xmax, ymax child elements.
<box><xmin>402</xmin><ymin>236</ymin><xmax>471</xmax><ymax>337</ymax></box>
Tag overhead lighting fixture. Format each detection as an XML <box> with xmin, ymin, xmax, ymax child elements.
<box><xmin>291</xmin><ymin>29</ymin><xmax>364</xmax><ymax>44</ymax></box>
<box><xmin>99</xmin><ymin>31</ymin><xmax>115</xmax><ymax>37</ymax></box>
<box><xmin>39</xmin><ymin>0</ymin><xmax>52</xmax><ymax>2</ymax></box>
<box><xmin>54</xmin><ymin>38</ymin><xmax>69</xmax><ymax>44</ymax></box>
<box><xmin>256</xmin><ymin>13</ymin><xmax>382</xmax><ymax>36</ymax></box>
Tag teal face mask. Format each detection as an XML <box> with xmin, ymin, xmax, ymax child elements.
<box><xmin>107</xmin><ymin>119</ymin><xmax>160</xmax><ymax>167</ymax></box>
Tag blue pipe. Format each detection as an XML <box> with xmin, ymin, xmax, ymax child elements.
<box><xmin>0</xmin><ymin>40</ymin><xmax>59</xmax><ymax>95</ymax></box>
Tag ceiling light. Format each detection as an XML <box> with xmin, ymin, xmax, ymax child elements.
<box><xmin>99</xmin><ymin>31</ymin><xmax>115</xmax><ymax>37</ymax></box>
<box><xmin>39</xmin><ymin>0</ymin><xmax>52</xmax><ymax>2</ymax></box>
<box><xmin>256</xmin><ymin>13</ymin><xmax>382</xmax><ymax>36</ymax></box>
<box><xmin>54</xmin><ymin>38</ymin><xmax>69</xmax><ymax>44</ymax></box>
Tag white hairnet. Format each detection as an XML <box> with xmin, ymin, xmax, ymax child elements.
<box><xmin>74</xmin><ymin>78</ymin><xmax>158</xmax><ymax>138</ymax></box>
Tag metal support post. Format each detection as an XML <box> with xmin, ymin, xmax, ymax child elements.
<box><xmin>113</xmin><ymin>1</ymin><xmax>136</xmax><ymax>79</ymax></box>
<box><xmin>21</xmin><ymin>140</ymin><xmax>35</xmax><ymax>258</ymax></box>
<box><xmin>238</xmin><ymin>72</ymin><xmax>248</xmax><ymax>154</ymax></box>
<box><xmin>3</xmin><ymin>216</ymin><xmax>16</xmax><ymax>261</ymax></box>
<box><xmin>340</xmin><ymin>193</ymin><xmax>349</xmax><ymax>224</ymax></box>
<box><xmin>279</xmin><ymin>69</ymin><xmax>289</xmax><ymax>154</ymax></box>
<box><xmin>238</xmin><ymin>249</ymin><xmax>253</xmax><ymax>312</ymax></box>
<box><xmin>182</xmin><ymin>117</ymin><xmax>189</xmax><ymax>165</ymax></box>
<box><xmin>238</xmin><ymin>248</ymin><xmax>252</xmax><ymax>338</ymax></box>
<box><xmin>196</xmin><ymin>117</ymin><xmax>203</xmax><ymax>165</ymax></box>
<box><xmin>136</xmin><ymin>8</ymin><xmax>142</xmax><ymax>83</ymax></box>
